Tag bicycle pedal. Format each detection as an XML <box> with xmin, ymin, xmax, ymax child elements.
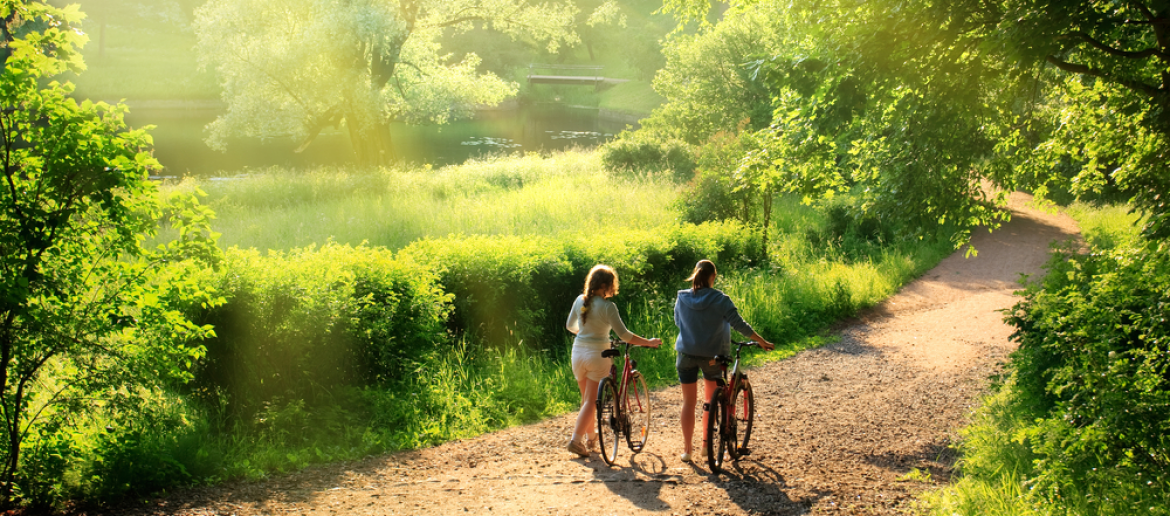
<box><xmin>737</xmin><ymin>447</ymin><xmax>751</xmax><ymax>456</ymax></box>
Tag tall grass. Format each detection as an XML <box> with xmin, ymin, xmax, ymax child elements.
<box><xmin>1064</xmin><ymin>200</ymin><xmax>1145</xmax><ymax>249</ymax></box>
<box><xmin>161</xmin><ymin>150</ymin><xmax>680</xmax><ymax>251</ymax></box>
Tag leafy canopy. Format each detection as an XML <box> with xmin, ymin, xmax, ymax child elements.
<box><xmin>0</xmin><ymin>0</ymin><xmax>219</xmax><ymax>503</ymax></box>
<box><xmin>651</xmin><ymin>0</ymin><xmax>1169</xmax><ymax>248</ymax></box>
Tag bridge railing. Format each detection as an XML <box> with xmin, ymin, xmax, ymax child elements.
<box><xmin>527</xmin><ymin>63</ymin><xmax>604</xmax><ymax>77</ymax></box>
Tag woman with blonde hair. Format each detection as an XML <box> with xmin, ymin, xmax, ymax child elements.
<box><xmin>564</xmin><ymin>264</ymin><xmax>661</xmax><ymax>457</ymax></box>
<box><xmin>674</xmin><ymin>259</ymin><xmax>773</xmax><ymax>463</ymax></box>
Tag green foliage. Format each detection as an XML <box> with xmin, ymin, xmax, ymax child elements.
<box><xmin>1012</xmin><ymin>79</ymin><xmax>1170</xmax><ymax>241</ymax></box>
<box><xmin>1065</xmin><ymin>201</ymin><xmax>1146</xmax><ymax>251</ymax></box>
<box><xmin>189</xmin><ymin>244</ymin><xmax>451</xmax><ymax>418</ymax></box>
<box><xmin>193</xmin><ymin>0</ymin><xmax>578</xmax><ymax>164</ymax></box>
<box><xmin>598</xmin><ymin>79</ymin><xmax>664</xmax><ymax>114</ymax></box>
<box><xmin>1006</xmin><ymin>243</ymin><xmax>1170</xmax><ymax>502</ymax></box>
<box><xmin>397</xmin><ymin>220</ymin><xmax>762</xmax><ymax>352</ymax></box>
<box><xmin>673</xmin><ymin>128</ymin><xmax>761</xmax><ymax>225</ymax></box>
<box><xmin>599</xmin><ymin>131</ymin><xmax>696</xmax><ymax>181</ymax></box>
<box><xmin>159</xmin><ymin>151</ymin><xmax>682</xmax><ymax>252</ymax></box>
<box><xmin>639</xmin><ymin>9</ymin><xmax>775</xmax><ymax>144</ymax></box>
<box><xmin>926</xmin><ymin>204</ymin><xmax>1170</xmax><ymax>515</ymax></box>
<box><xmin>0</xmin><ymin>0</ymin><xmax>221</xmax><ymax>506</ymax></box>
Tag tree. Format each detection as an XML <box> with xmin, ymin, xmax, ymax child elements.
<box><xmin>657</xmin><ymin>0</ymin><xmax>1170</xmax><ymax>245</ymax></box>
<box><xmin>194</xmin><ymin>0</ymin><xmax>581</xmax><ymax>166</ymax></box>
<box><xmin>0</xmin><ymin>0</ymin><xmax>219</xmax><ymax>503</ymax></box>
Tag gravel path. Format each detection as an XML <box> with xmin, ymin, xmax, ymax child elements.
<box><xmin>114</xmin><ymin>192</ymin><xmax>1080</xmax><ymax>516</ymax></box>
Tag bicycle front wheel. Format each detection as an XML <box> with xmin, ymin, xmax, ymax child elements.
<box><xmin>595</xmin><ymin>377</ymin><xmax>621</xmax><ymax>466</ymax></box>
<box><xmin>728</xmin><ymin>378</ymin><xmax>754</xmax><ymax>460</ymax></box>
<box><xmin>624</xmin><ymin>371</ymin><xmax>651</xmax><ymax>453</ymax></box>
<box><xmin>705</xmin><ymin>393</ymin><xmax>727</xmax><ymax>473</ymax></box>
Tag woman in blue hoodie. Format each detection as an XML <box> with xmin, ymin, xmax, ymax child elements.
<box><xmin>674</xmin><ymin>259</ymin><xmax>774</xmax><ymax>463</ymax></box>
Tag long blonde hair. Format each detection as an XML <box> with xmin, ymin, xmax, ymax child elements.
<box><xmin>581</xmin><ymin>265</ymin><xmax>619</xmax><ymax>324</ymax></box>
<box><xmin>686</xmin><ymin>260</ymin><xmax>717</xmax><ymax>292</ymax></box>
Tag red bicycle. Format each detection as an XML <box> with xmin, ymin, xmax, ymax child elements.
<box><xmin>705</xmin><ymin>340</ymin><xmax>758</xmax><ymax>473</ymax></box>
<box><xmin>595</xmin><ymin>337</ymin><xmax>652</xmax><ymax>465</ymax></box>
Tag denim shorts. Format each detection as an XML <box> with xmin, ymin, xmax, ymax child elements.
<box><xmin>676</xmin><ymin>352</ymin><xmax>723</xmax><ymax>384</ymax></box>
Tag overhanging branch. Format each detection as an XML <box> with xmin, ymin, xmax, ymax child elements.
<box><xmin>1045</xmin><ymin>54</ymin><xmax>1164</xmax><ymax>98</ymax></box>
<box><xmin>1065</xmin><ymin>31</ymin><xmax>1169</xmax><ymax>60</ymax></box>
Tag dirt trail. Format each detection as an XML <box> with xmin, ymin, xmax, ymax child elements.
<box><xmin>120</xmin><ymin>192</ymin><xmax>1080</xmax><ymax>516</ymax></box>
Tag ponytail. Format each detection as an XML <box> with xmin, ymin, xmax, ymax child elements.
<box><xmin>686</xmin><ymin>260</ymin><xmax>717</xmax><ymax>292</ymax></box>
<box><xmin>581</xmin><ymin>265</ymin><xmax>619</xmax><ymax>324</ymax></box>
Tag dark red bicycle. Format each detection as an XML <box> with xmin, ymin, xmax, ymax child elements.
<box><xmin>595</xmin><ymin>337</ymin><xmax>652</xmax><ymax>466</ymax></box>
<box><xmin>705</xmin><ymin>340</ymin><xmax>758</xmax><ymax>473</ymax></box>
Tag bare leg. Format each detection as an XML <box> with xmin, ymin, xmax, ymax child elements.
<box><xmin>680</xmin><ymin>382</ymin><xmax>697</xmax><ymax>455</ymax></box>
<box><xmin>700</xmin><ymin>378</ymin><xmax>719</xmax><ymax>448</ymax></box>
<box><xmin>572</xmin><ymin>376</ymin><xmax>600</xmax><ymax>442</ymax></box>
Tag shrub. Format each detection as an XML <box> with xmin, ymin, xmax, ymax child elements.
<box><xmin>600</xmin><ymin>132</ymin><xmax>696</xmax><ymax>182</ymax></box>
<box><xmin>676</xmin><ymin>130</ymin><xmax>761</xmax><ymax>224</ymax></box>
<box><xmin>397</xmin><ymin>235</ymin><xmax>576</xmax><ymax>350</ymax></box>
<box><xmin>188</xmin><ymin>244</ymin><xmax>451</xmax><ymax>418</ymax></box>
<box><xmin>397</xmin><ymin>221</ymin><xmax>763</xmax><ymax>353</ymax></box>
<box><xmin>1005</xmin><ymin>242</ymin><xmax>1170</xmax><ymax>507</ymax></box>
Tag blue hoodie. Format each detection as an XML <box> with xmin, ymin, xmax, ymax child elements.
<box><xmin>674</xmin><ymin>287</ymin><xmax>755</xmax><ymax>358</ymax></box>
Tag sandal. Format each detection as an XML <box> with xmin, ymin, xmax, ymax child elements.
<box><xmin>566</xmin><ymin>438</ymin><xmax>588</xmax><ymax>457</ymax></box>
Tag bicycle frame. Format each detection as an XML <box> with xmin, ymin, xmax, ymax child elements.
<box><xmin>604</xmin><ymin>338</ymin><xmax>643</xmax><ymax>419</ymax></box>
<box><xmin>716</xmin><ymin>342</ymin><xmax>751</xmax><ymax>406</ymax></box>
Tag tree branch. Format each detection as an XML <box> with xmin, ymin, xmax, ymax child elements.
<box><xmin>295</xmin><ymin>105</ymin><xmax>344</xmax><ymax>154</ymax></box>
<box><xmin>1064</xmin><ymin>31</ymin><xmax>1169</xmax><ymax>60</ymax></box>
<box><xmin>1045</xmin><ymin>54</ymin><xmax>1164</xmax><ymax>97</ymax></box>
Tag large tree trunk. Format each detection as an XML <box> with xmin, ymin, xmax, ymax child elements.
<box><xmin>346</xmin><ymin>114</ymin><xmax>394</xmax><ymax>166</ymax></box>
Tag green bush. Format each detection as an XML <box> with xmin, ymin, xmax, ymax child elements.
<box><xmin>189</xmin><ymin>244</ymin><xmax>452</xmax><ymax>417</ymax></box>
<box><xmin>675</xmin><ymin>130</ymin><xmax>760</xmax><ymax>224</ymax></box>
<box><xmin>600</xmin><ymin>132</ymin><xmax>696</xmax><ymax>182</ymax></box>
<box><xmin>397</xmin><ymin>221</ymin><xmax>763</xmax><ymax>353</ymax></box>
<box><xmin>1005</xmin><ymin>243</ymin><xmax>1170</xmax><ymax>506</ymax></box>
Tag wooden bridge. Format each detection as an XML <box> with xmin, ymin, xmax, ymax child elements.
<box><xmin>526</xmin><ymin>64</ymin><xmax>629</xmax><ymax>88</ymax></box>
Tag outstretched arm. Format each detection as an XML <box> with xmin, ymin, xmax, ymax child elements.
<box><xmin>626</xmin><ymin>334</ymin><xmax>663</xmax><ymax>348</ymax></box>
<box><xmin>606</xmin><ymin>301</ymin><xmax>662</xmax><ymax>348</ymax></box>
<box><xmin>745</xmin><ymin>330</ymin><xmax>774</xmax><ymax>351</ymax></box>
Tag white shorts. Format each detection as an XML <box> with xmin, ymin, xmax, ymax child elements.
<box><xmin>571</xmin><ymin>346</ymin><xmax>612</xmax><ymax>382</ymax></box>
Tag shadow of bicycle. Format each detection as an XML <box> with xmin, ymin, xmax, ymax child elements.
<box><xmin>705</xmin><ymin>458</ymin><xmax>825</xmax><ymax>515</ymax></box>
<box><xmin>585</xmin><ymin>451</ymin><xmax>675</xmax><ymax>511</ymax></box>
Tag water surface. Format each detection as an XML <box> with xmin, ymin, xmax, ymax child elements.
<box><xmin>128</xmin><ymin>104</ymin><xmax>634</xmax><ymax>176</ymax></box>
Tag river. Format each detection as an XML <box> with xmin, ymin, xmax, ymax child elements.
<box><xmin>127</xmin><ymin>103</ymin><xmax>637</xmax><ymax>176</ymax></box>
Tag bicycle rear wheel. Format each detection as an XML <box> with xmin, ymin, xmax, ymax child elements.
<box><xmin>728</xmin><ymin>378</ymin><xmax>754</xmax><ymax>460</ymax></box>
<box><xmin>624</xmin><ymin>371</ymin><xmax>651</xmax><ymax>453</ymax></box>
<box><xmin>595</xmin><ymin>377</ymin><xmax>621</xmax><ymax>465</ymax></box>
<box><xmin>705</xmin><ymin>393</ymin><xmax>727</xmax><ymax>473</ymax></box>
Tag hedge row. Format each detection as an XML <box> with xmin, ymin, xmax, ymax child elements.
<box><xmin>190</xmin><ymin>221</ymin><xmax>761</xmax><ymax>415</ymax></box>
